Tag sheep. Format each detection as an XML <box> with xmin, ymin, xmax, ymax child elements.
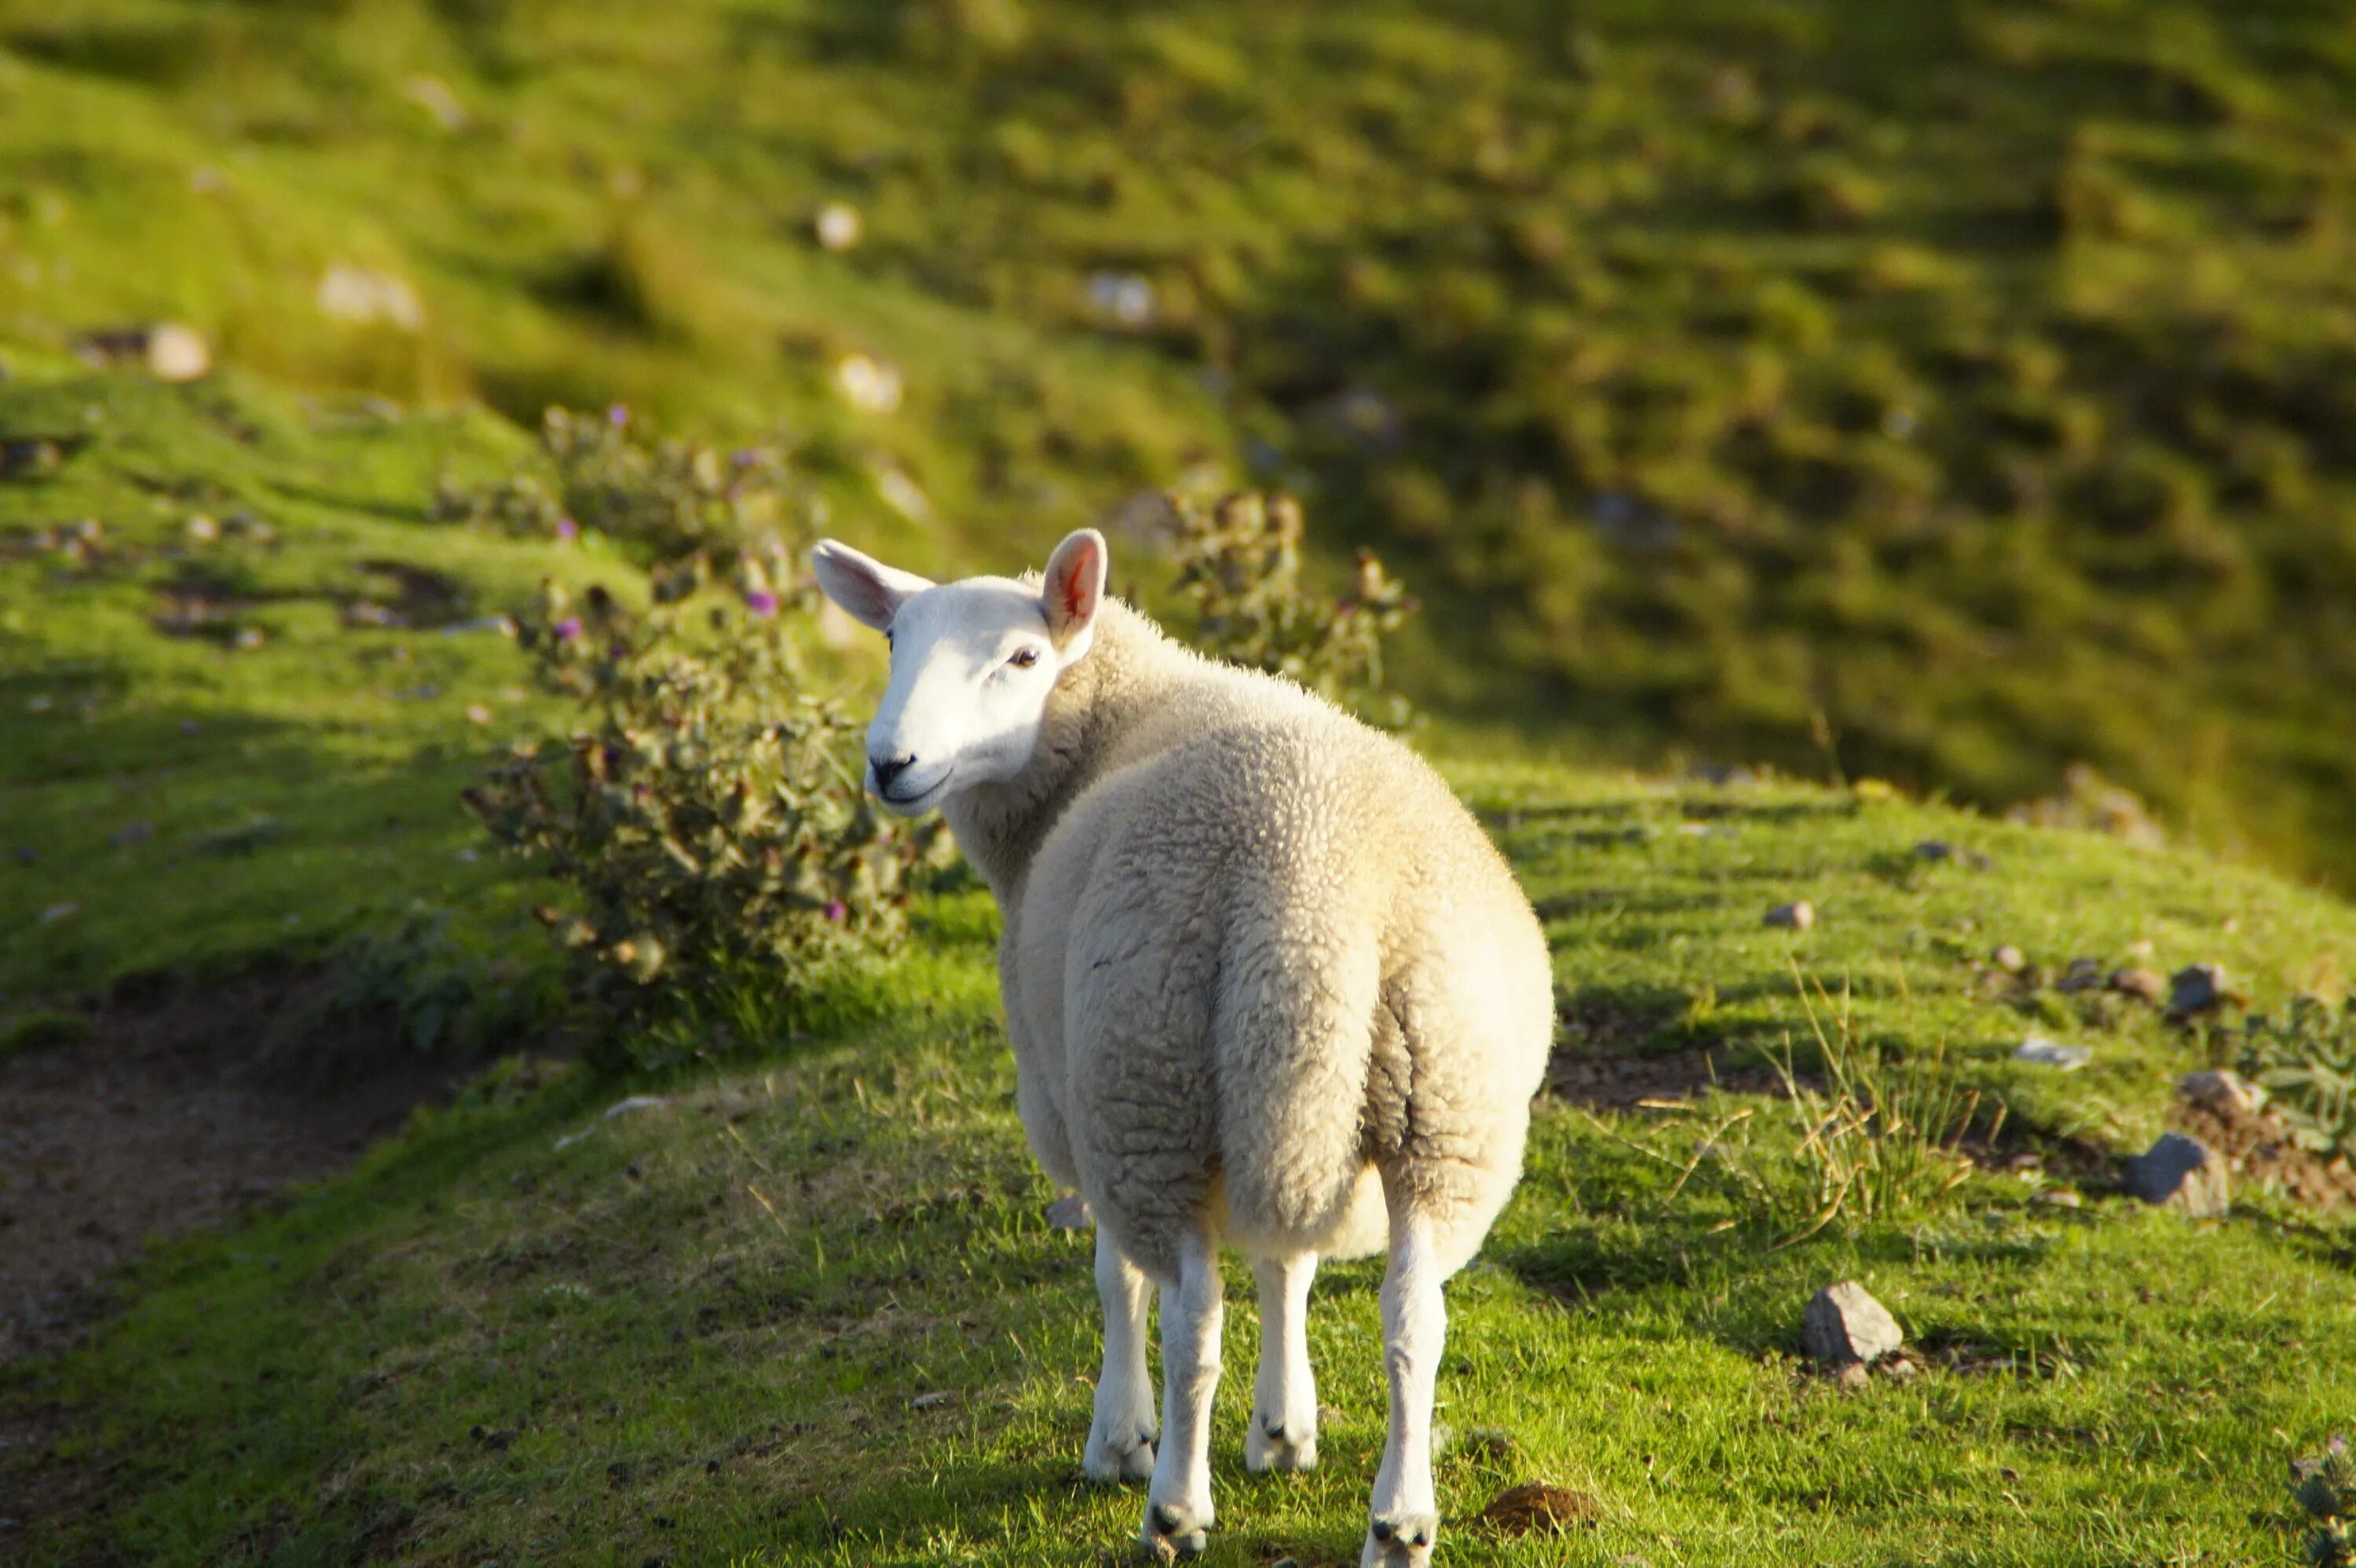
<box><xmin>810</xmin><ymin>527</ymin><xmax>1555</xmax><ymax>1567</ymax></box>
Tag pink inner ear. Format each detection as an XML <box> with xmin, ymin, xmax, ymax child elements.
<box><xmin>1059</xmin><ymin>544</ymin><xmax>1098</xmax><ymax>620</ymax></box>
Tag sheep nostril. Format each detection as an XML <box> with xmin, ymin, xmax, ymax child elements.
<box><xmin>871</xmin><ymin>754</ymin><xmax>916</xmax><ymax>791</ymax></box>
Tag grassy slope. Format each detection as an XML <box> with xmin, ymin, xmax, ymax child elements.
<box><xmin>10</xmin><ymin>772</ymin><xmax>2356</xmax><ymax>1565</ymax></box>
<box><xmin>4</xmin><ymin>0</ymin><xmax>2356</xmax><ymax>880</ymax></box>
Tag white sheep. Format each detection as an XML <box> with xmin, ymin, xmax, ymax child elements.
<box><xmin>811</xmin><ymin>528</ymin><xmax>1554</xmax><ymax>1566</ymax></box>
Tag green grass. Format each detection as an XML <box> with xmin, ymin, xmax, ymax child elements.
<box><xmin>11</xmin><ymin>755</ymin><xmax>2356</xmax><ymax>1563</ymax></box>
<box><xmin>4</xmin><ymin>0</ymin><xmax>2356</xmax><ymax>880</ymax></box>
<box><xmin>8</xmin><ymin>13</ymin><xmax>2356</xmax><ymax>1560</ymax></box>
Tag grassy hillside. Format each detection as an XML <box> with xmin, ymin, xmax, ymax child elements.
<box><xmin>12</xmin><ymin>756</ymin><xmax>2356</xmax><ymax>1564</ymax></box>
<box><xmin>5</xmin><ymin>0</ymin><xmax>2356</xmax><ymax>880</ymax></box>
<box><xmin>6</xmin><ymin>352</ymin><xmax>2356</xmax><ymax>1565</ymax></box>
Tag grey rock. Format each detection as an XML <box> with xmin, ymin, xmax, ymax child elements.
<box><xmin>1992</xmin><ymin>945</ymin><xmax>2027</xmax><ymax>974</ymax></box>
<box><xmin>2178</xmin><ymin>1069</ymin><xmax>2258</xmax><ymax>1117</ymax></box>
<box><xmin>2168</xmin><ymin>963</ymin><xmax>2229</xmax><ymax>1017</ymax></box>
<box><xmin>2121</xmin><ymin>1132</ymin><xmax>2228</xmax><ymax>1217</ymax></box>
<box><xmin>1802</xmin><ymin>1280</ymin><xmax>1903</xmax><ymax>1366</ymax></box>
<box><xmin>2054</xmin><ymin>957</ymin><xmax>2105</xmax><ymax>993</ymax></box>
<box><xmin>2013</xmin><ymin>1036</ymin><xmax>2091</xmax><ymax>1071</ymax></box>
<box><xmin>1765</xmin><ymin>901</ymin><xmax>1816</xmax><ymax>930</ymax></box>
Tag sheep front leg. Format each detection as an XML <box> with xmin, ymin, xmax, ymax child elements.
<box><xmin>1142</xmin><ymin>1231</ymin><xmax>1222</xmax><ymax>1559</ymax></box>
<box><xmin>1246</xmin><ymin>1252</ymin><xmax>1319</xmax><ymax>1473</ymax></box>
<box><xmin>1363</xmin><ymin>1214</ymin><xmax>1443</xmax><ymax>1568</ymax></box>
<box><xmin>1084</xmin><ymin>1227</ymin><xmax>1157</xmax><ymax>1483</ymax></box>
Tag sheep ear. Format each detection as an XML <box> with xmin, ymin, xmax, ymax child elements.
<box><xmin>810</xmin><ymin>539</ymin><xmax>931</xmax><ymax>631</ymax></box>
<box><xmin>1041</xmin><ymin>528</ymin><xmax>1107</xmax><ymax>657</ymax></box>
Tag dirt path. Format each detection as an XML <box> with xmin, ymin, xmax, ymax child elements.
<box><xmin>0</xmin><ymin>969</ymin><xmax>459</xmax><ymax>1365</ymax></box>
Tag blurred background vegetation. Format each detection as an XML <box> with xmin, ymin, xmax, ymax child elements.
<box><xmin>4</xmin><ymin>0</ymin><xmax>2354</xmax><ymax>883</ymax></box>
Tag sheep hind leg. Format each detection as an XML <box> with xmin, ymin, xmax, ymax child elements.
<box><xmin>1141</xmin><ymin>1229</ymin><xmax>1221</xmax><ymax>1559</ymax></box>
<box><xmin>1245</xmin><ymin>1252</ymin><xmax>1319</xmax><ymax>1474</ymax></box>
<box><xmin>1084</xmin><ymin>1228</ymin><xmax>1157</xmax><ymax>1484</ymax></box>
<box><xmin>1362</xmin><ymin>1209</ymin><xmax>1443</xmax><ymax>1568</ymax></box>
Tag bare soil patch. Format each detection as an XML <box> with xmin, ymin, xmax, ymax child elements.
<box><xmin>0</xmin><ymin>967</ymin><xmax>459</xmax><ymax>1366</ymax></box>
<box><xmin>2171</xmin><ymin>1098</ymin><xmax>2356</xmax><ymax>1210</ymax></box>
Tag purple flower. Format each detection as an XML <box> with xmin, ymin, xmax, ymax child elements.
<box><xmin>824</xmin><ymin>901</ymin><xmax>847</xmax><ymax>923</ymax></box>
<box><xmin>744</xmin><ymin>589</ymin><xmax>779</xmax><ymax>618</ymax></box>
<box><xmin>555</xmin><ymin>516</ymin><xmax>579</xmax><ymax>542</ymax></box>
<box><xmin>731</xmin><ymin>448</ymin><xmax>758</xmax><ymax>468</ymax></box>
<box><xmin>606</xmin><ymin>404</ymin><xmax>629</xmax><ymax>428</ymax></box>
<box><xmin>552</xmin><ymin>616</ymin><xmax>584</xmax><ymax>641</ymax></box>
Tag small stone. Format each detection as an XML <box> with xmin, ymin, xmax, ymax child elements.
<box><xmin>1044</xmin><ymin>1193</ymin><xmax>1092</xmax><ymax>1230</ymax></box>
<box><xmin>1474</xmin><ymin>1482</ymin><xmax>1597</xmax><ymax>1534</ymax></box>
<box><xmin>185</xmin><ymin>514</ymin><xmax>221</xmax><ymax>543</ymax></box>
<box><xmin>2054</xmin><ymin>957</ymin><xmax>2104</xmax><ymax>993</ymax></box>
<box><xmin>603</xmin><ymin>1095</ymin><xmax>666</xmax><ymax>1120</ymax></box>
<box><xmin>2178</xmin><ymin>1069</ymin><xmax>2258</xmax><ymax>1117</ymax></box>
<box><xmin>2032</xmin><ymin>1188</ymin><xmax>2082</xmax><ymax>1209</ymax></box>
<box><xmin>2013</xmin><ymin>1036</ymin><xmax>2091</xmax><ymax>1071</ymax></box>
<box><xmin>1914</xmin><ymin>839</ymin><xmax>1953</xmax><ymax>862</ymax></box>
<box><xmin>2168</xmin><ymin>963</ymin><xmax>2229</xmax><ymax>1017</ymax></box>
<box><xmin>38</xmin><ymin>901</ymin><xmax>79</xmax><ymax>925</ymax></box>
<box><xmin>2121</xmin><ymin>1132</ymin><xmax>2229</xmax><ymax>1218</ymax></box>
<box><xmin>1992</xmin><ymin>945</ymin><xmax>2027</xmax><ymax>974</ymax></box>
<box><xmin>2109</xmin><ymin>967</ymin><xmax>2168</xmax><ymax>1004</ymax></box>
<box><xmin>833</xmin><ymin>353</ymin><xmax>903</xmax><ymax>414</ymax></box>
<box><xmin>814</xmin><ymin>201</ymin><xmax>862</xmax><ymax>252</ymax></box>
<box><xmin>910</xmin><ymin>1390</ymin><xmax>956</xmax><ymax>1410</ymax></box>
<box><xmin>1765</xmin><ymin>901</ymin><xmax>1816</xmax><ymax>930</ymax></box>
<box><xmin>1835</xmin><ymin>1361</ymin><xmax>1871</xmax><ymax>1390</ymax></box>
<box><xmin>466</xmin><ymin>703</ymin><xmax>495</xmax><ymax>726</ymax></box>
<box><xmin>232</xmin><ymin>627</ymin><xmax>266</xmax><ymax>651</ymax></box>
<box><xmin>1880</xmin><ymin>1354</ymin><xmax>1919</xmax><ymax>1382</ymax></box>
<box><xmin>1802</xmin><ymin>1280</ymin><xmax>1903</xmax><ymax>1366</ymax></box>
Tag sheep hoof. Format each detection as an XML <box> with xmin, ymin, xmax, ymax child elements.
<box><xmin>1143</xmin><ymin>1500</ymin><xmax>1211</xmax><ymax>1559</ymax></box>
<box><xmin>1361</xmin><ymin>1511</ymin><xmax>1437</xmax><ymax>1568</ymax></box>
<box><xmin>1244</xmin><ymin>1413</ymin><xmax>1318</xmax><ymax>1474</ymax></box>
<box><xmin>1084</xmin><ymin>1424</ymin><xmax>1157</xmax><ymax>1485</ymax></box>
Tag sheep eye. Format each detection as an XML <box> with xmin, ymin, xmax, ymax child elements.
<box><xmin>1009</xmin><ymin>646</ymin><xmax>1041</xmax><ymax>669</ymax></box>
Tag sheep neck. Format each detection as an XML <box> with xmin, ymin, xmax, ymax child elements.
<box><xmin>940</xmin><ymin>598</ymin><xmax>1185</xmax><ymax>901</ymax></box>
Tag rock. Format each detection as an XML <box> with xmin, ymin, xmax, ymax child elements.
<box><xmin>74</xmin><ymin>322</ymin><xmax>211</xmax><ymax>382</ymax></box>
<box><xmin>603</xmin><ymin>1095</ymin><xmax>667</xmax><ymax>1120</ymax></box>
<box><xmin>2054</xmin><ymin>957</ymin><xmax>2104</xmax><ymax>993</ymax></box>
<box><xmin>2109</xmin><ymin>967</ymin><xmax>2168</xmax><ymax>1004</ymax></box>
<box><xmin>814</xmin><ymin>201</ymin><xmax>862</xmax><ymax>252</ymax></box>
<box><xmin>1044</xmin><ymin>1193</ymin><xmax>1092</xmax><ymax>1230</ymax></box>
<box><xmin>1914</xmin><ymin>839</ymin><xmax>1953</xmax><ymax>862</ymax></box>
<box><xmin>1835</xmin><ymin>1361</ymin><xmax>1871</xmax><ymax>1390</ymax></box>
<box><xmin>1765</xmin><ymin>901</ymin><xmax>1816</xmax><ymax>930</ymax></box>
<box><xmin>2012</xmin><ymin>1036</ymin><xmax>2091</xmax><ymax>1071</ymax></box>
<box><xmin>1474</xmin><ymin>1482</ymin><xmax>1597</xmax><ymax>1535</ymax></box>
<box><xmin>832</xmin><ymin>353</ymin><xmax>902</xmax><ymax>414</ymax></box>
<box><xmin>2032</xmin><ymin>1187</ymin><xmax>2082</xmax><ymax>1209</ymax></box>
<box><xmin>2168</xmin><ymin>963</ymin><xmax>2229</xmax><ymax>1017</ymax></box>
<box><xmin>1085</xmin><ymin>271</ymin><xmax>1157</xmax><ymax>328</ymax></box>
<box><xmin>317</xmin><ymin>265</ymin><xmax>426</xmax><ymax>331</ymax></box>
<box><xmin>1992</xmin><ymin>944</ymin><xmax>2027</xmax><ymax>974</ymax></box>
<box><xmin>910</xmin><ymin>1390</ymin><xmax>957</xmax><ymax>1410</ymax></box>
<box><xmin>2178</xmin><ymin>1069</ymin><xmax>2258</xmax><ymax>1117</ymax></box>
<box><xmin>2121</xmin><ymin>1132</ymin><xmax>2228</xmax><ymax>1217</ymax></box>
<box><xmin>1802</xmin><ymin>1280</ymin><xmax>1903</xmax><ymax>1366</ymax></box>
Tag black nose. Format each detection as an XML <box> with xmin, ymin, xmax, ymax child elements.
<box><xmin>871</xmin><ymin>753</ymin><xmax>916</xmax><ymax>792</ymax></box>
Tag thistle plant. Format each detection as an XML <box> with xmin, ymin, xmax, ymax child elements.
<box><xmin>1165</xmin><ymin>492</ymin><xmax>1418</xmax><ymax>724</ymax></box>
<box><xmin>2236</xmin><ymin>996</ymin><xmax>2356</xmax><ymax>1160</ymax></box>
<box><xmin>2293</xmin><ymin>1435</ymin><xmax>2356</xmax><ymax>1566</ymax></box>
<box><xmin>435</xmin><ymin>405</ymin><xmax>800</xmax><ymax>563</ymax></box>
<box><xmin>464</xmin><ymin>558</ymin><xmax>950</xmax><ymax>1066</ymax></box>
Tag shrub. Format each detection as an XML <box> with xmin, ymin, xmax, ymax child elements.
<box><xmin>435</xmin><ymin>408</ymin><xmax>801</xmax><ymax>564</ymax></box>
<box><xmin>2292</xmin><ymin>1435</ymin><xmax>2356</xmax><ymax>1567</ymax></box>
<box><xmin>1165</xmin><ymin>491</ymin><xmax>1418</xmax><ymax>724</ymax></box>
<box><xmin>2234</xmin><ymin>996</ymin><xmax>2356</xmax><ymax>1160</ymax></box>
<box><xmin>464</xmin><ymin>561</ymin><xmax>950</xmax><ymax>1067</ymax></box>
